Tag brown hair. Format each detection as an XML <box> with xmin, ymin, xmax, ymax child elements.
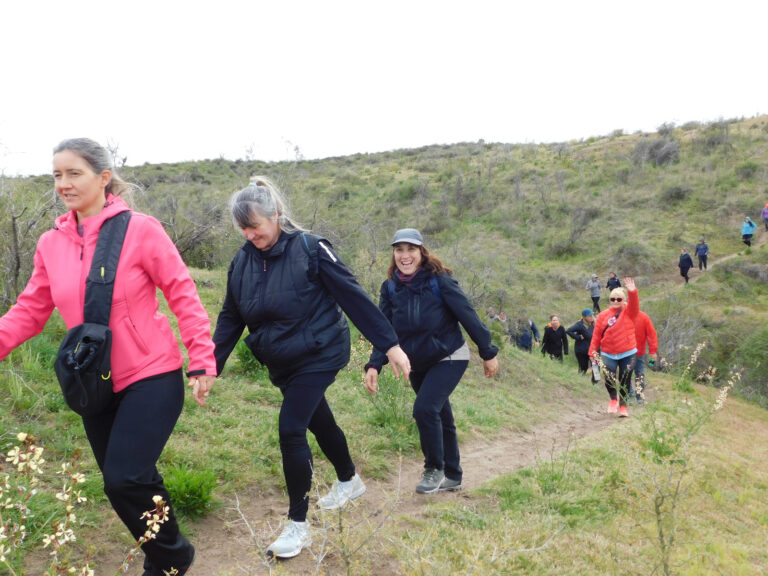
<box><xmin>53</xmin><ymin>138</ymin><xmax>134</xmax><ymax>199</ymax></box>
<box><xmin>387</xmin><ymin>244</ymin><xmax>453</xmax><ymax>279</ymax></box>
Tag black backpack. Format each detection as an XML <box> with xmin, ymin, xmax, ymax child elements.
<box><xmin>54</xmin><ymin>211</ymin><xmax>131</xmax><ymax>416</ymax></box>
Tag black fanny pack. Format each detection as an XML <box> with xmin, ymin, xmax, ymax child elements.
<box><xmin>54</xmin><ymin>211</ymin><xmax>131</xmax><ymax>416</ymax></box>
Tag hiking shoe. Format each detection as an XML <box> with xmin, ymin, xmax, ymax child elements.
<box><xmin>636</xmin><ymin>396</ymin><xmax>645</xmax><ymax>405</ymax></box>
<box><xmin>267</xmin><ymin>521</ymin><xmax>311</xmax><ymax>559</ymax></box>
<box><xmin>416</xmin><ymin>468</ymin><xmax>445</xmax><ymax>494</ymax></box>
<box><xmin>317</xmin><ymin>473</ymin><xmax>366</xmax><ymax>510</ymax></box>
<box><xmin>608</xmin><ymin>399</ymin><xmax>619</xmax><ymax>413</ymax></box>
<box><xmin>439</xmin><ymin>477</ymin><xmax>462</xmax><ymax>492</ymax></box>
<box><xmin>619</xmin><ymin>406</ymin><xmax>629</xmax><ymax>418</ymax></box>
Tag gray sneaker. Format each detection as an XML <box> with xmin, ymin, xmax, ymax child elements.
<box><xmin>416</xmin><ymin>468</ymin><xmax>445</xmax><ymax>494</ymax></box>
<box><xmin>439</xmin><ymin>477</ymin><xmax>462</xmax><ymax>492</ymax></box>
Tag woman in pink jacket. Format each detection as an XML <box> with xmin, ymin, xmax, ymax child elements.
<box><xmin>0</xmin><ymin>138</ymin><xmax>216</xmax><ymax>576</ymax></box>
<box><xmin>588</xmin><ymin>277</ymin><xmax>639</xmax><ymax>418</ymax></box>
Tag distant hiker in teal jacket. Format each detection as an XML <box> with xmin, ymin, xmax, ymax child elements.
<box><xmin>742</xmin><ymin>216</ymin><xmax>757</xmax><ymax>246</ymax></box>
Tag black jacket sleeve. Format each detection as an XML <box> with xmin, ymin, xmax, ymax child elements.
<box><xmin>212</xmin><ymin>257</ymin><xmax>247</xmax><ymax>375</ymax></box>
<box><xmin>365</xmin><ymin>281</ymin><xmax>392</xmax><ymax>372</ymax></box>
<box><xmin>316</xmin><ymin>240</ymin><xmax>399</xmax><ymax>355</ymax></box>
<box><xmin>438</xmin><ymin>274</ymin><xmax>498</xmax><ymax>361</ymax></box>
<box><xmin>560</xmin><ymin>326</ymin><xmax>569</xmax><ymax>355</ymax></box>
<box><xmin>566</xmin><ymin>322</ymin><xmax>583</xmax><ymax>341</ymax></box>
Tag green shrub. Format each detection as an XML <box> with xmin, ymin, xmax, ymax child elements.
<box><xmin>735</xmin><ymin>160</ymin><xmax>761</xmax><ymax>180</ymax></box>
<box><xmin>163</xmin><ymin>463</ymin><xmax>218</xmax><ymax>520</ymax></box>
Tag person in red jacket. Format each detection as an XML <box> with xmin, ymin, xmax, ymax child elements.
<box><xmin>630</xmin><ymin>311</ymin><xmax>658</xmax><ymax>405</ymax></box>
<box><xmin>588</xmin><ymin>277</ymin><xmax>639</xmax><ymax>418</ymax></box>
<box><xmin>0</xmin><ymin>138</ymin><xmax>216</xmax><ymax>576</ymax></box>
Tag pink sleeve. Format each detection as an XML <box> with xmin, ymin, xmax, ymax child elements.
<box><xmin>0</xmin><ymin>246</ymin><xmax>56</xmax><ymax>360</ymax></box>
<box><xmin>140</xmin><ymin>217</ymin><xmax>216</xmax><ymax>376</ymax></box>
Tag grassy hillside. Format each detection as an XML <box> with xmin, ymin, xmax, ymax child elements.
<box><xmin>1</xmin><ymin>116</ymin><xmax>768</xmax><ymax>574</ymax></box>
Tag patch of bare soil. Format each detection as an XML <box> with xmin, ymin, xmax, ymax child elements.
<box><xmin>82</xmin><ymin>383</ymin><xmax>627</xmax><ymax>576</ymax></box>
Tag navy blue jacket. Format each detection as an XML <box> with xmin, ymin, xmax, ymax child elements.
<box><xmin>367</xmin><ymin>269</ymin><xmax>497</xmax><ymax>373</ymax></box>
<box><xmin>678</xmin><ymin>253</ymin><xmax>694</xmax><ymax>272</ymax></box>
<box><xmin>213</xmin><ymin>231</ymin><xmax>399</xmax><ymax>387</ymax></box>
<box><xmin>566</xmin><ymin>319</ymin><xmax>594</xmax><ymax>355</ymax></box>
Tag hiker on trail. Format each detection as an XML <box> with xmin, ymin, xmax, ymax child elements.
<box><xmin>762</xmin><ymin>203</ymin><xmax>768</xmax><ymax>231</ymax></box>
<box><xmin>566</xmin><ymin>309</ymin><xmax>596</xmax><ymax>380</ymax></box>
<box><xmin>511</xmin><ymin>311</ymin><xmax>540</xmax><ymax>351</ymax></box>
<box><xmin>585</xmin><ymin>273</ymin><xmax>602</xmax><ymax>313</ymax></box>
<box><xmin>606</xmin><ymin>272</ymin><xmax>621</xmax><ymax>291</ymax></box>
<box><xmin>742</xmin><ymin>216</ymin><xmax>757</xmax><ymax>246</ymax></box>
<box><xmin>365</xmin><ymin>228</ymin><xmax>499</xmax><ymax>495</ymax></box>
<box><xmin>541</xmin><ymin>315</ymin><xmax>569</xmax><ymax>361</ymax></box>
<box><xmin>630</xmin><ymin>310</ymin><xmax>658</xmax><ymax>405</ymax></box>
<box><xmin>0</xmin><ymin>138</ymin><xmax>216</xmax><ymax>576</ymax></box>
<box><xmin>212</xmin><ymin>177</ymin><xmax>410</xmax><ymax>560</ymax></box>
<box><xmin>695</xmin><ymin>239</ymin><xmax>710</xmax><ymax>271</ymax></box>
<box><xmin>678</xmin><ymin>248</ymin><xmax>694</xmax><ymax>284</ymax></box>
<box><xmin>589</xmin><ymin>277</ymin><xmax>640</xmax><ymax>418</ymax></box>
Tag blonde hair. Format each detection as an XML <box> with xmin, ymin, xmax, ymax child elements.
<box><xmin>229</xmin><ymin>175</ymin><xmax>305</xmax><ymax>233</ymax></box>
<box><xmin>610</xmin><ymin>287</ymin><xmax>627</xmax><ymax>300</ymax></box>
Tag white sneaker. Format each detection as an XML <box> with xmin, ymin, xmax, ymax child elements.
<box><xmin>267</xmin><ymin>521</ymin><xmax>311</xmax><ymax>559</ymax></box>
<box><xmin>317</xmin><ymin>473</ymin><xmax>366</xmax><ymax>510</ymax></box>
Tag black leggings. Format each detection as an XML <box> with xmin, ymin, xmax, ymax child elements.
<box><xmin>591</xmin><ymin>296</ymin><xmax>601</xmax><ymax>314</ymax></box>
<box><xmin>575</xmin><ymin>351</ymin><xmax>590</xmax><ymax>374</ymax></box>
<box><xmin>82</xmin><ymin>369</ymin><xmax>191</xmax><ymax>574</ymax></box>
<box><xmin>279</xmin><ymin>371</ymin><xmax>355</xmax><ymax>521</ymax></box>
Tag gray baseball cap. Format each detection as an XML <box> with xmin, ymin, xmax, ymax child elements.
<box><xmin>391</xmin><ymin>228</ymin><xmax>423</xmax><ymax>246</ymax></box>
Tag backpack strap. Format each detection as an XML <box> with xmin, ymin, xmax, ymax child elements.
<box><xmin>300</xmin><ymin>232</ymin><xmax>320</xmax><ymax>282</ymax></box>
<box><xmin>83</xmin><ymin>211</ymin><xmax>132</xmax><ymax>326</ymax></box>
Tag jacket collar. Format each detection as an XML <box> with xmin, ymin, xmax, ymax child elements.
<box><xmin>243</xmin><ymin>229</ymin><xmax>297</xmax><ymax>259</ymax></box>
<box><xmin>54</xmin><ymin>194</ymin><xmax>131</xmax><ymax>238</ymax></box>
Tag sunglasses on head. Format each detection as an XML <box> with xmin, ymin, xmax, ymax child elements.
<box><xmin>610</xmin><ymin>297</ymin><xmax>624</xmax><ymax>302</ymax></box>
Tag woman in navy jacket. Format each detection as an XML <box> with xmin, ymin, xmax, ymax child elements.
<box><xmin>365</xmin><ymin>229</ymin><xmax>499</xmax><ymax>495</ymax></box>
<box><xmin>213</xmin><ymin>177</ymin><xmax>410</xmax><ymax>560</ymax></box>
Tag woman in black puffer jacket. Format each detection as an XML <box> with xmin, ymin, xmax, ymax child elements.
<box><xmin>213</xmin><ymin>177</ymin><xmax>411</xmax><ymax>560</ymax></box>
<box><xmin>365</xmin><ymin>228</ymin><xmax>499</xmax><ymax>495</ymax></box>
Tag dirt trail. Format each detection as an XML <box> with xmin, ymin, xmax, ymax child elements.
<box><xmin>87</xmin><ymin>385</ymin><xmax>621</xmax><ymax>576</ymax></box>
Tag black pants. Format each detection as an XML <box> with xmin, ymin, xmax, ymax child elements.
<box><xmin>575</xmin><ymin>351</ymin><xmax>590</xmax><ymax>374</ymax></box>
<box><xmin>600</xmin><ymin>354</ymin><xmax>636</xmax><ymax>408</ymax></box>
<box><xmin>698</xmin><ymin>255</ymin><xmax>707</xmax><ymax>270</ymax></box>
<box><xmin>279</xmin><ymin>370</ymin><xmax>355</xmax><ymax>522</ymax></box>
<box><xmin>680</xmin><ymin>268</ymin><xmax>690</xmax><ymax>283</ymax></box>
<box><xmin>591</xmin><ymin>296</ymin><xmax>601</xmax><ymax>313</ymax></box>
<box><xmin>82</xmin><ymin>369</ymin><xmax>192</xmax><ymax>575</ymax></box>
<box><xmin>410</xmin><ymin>360</ymin><xmax>468</xmax><ymax>482</ymax></box>
<box><xmin>743</xmin><ymin>234</ymin><xmax>753</xmax><ymax>246</ymax></box>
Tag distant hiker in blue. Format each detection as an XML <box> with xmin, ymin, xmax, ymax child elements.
<box><xmin>742</xmin><ymin>216</ymin><xmax>757</xmax><ymax>246</ymax></box>
<box><xmin>678</xmin><ymin>247</ymin><xmax>693</xmax><ymax>284</ymax></box>
<box><xmin>566</xmin><ymin>309</ymin><xmax>595</xmax><ymax>379</ymax></box>
<box><xmin>512</xmin><ymin>311</ymin><xmax>540</xmax><ymax>351</ymax></box>
<box><xmin>585</xmin><ymin>274</ymin><xmax>602</xmax><ymax>313</ymax></box>
<box><xmin>695</xmin><ymin>239</ymin><xmax>709</xmax><ymax>270</ymax></box>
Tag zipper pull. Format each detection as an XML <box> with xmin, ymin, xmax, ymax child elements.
<box><xmin>263</xmin><ymin>260</ymin><xmax>267</xmax><ymax>272</ymax></box>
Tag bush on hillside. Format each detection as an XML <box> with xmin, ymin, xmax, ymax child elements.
<box><xmin>611</xmin><ymin>240</ymin><xmax>653</xmax><ymax>275</ymax></box>
<box><xmin>632</xmin><ymin>137</ymin><xmax>680</xmax><ymax>167</ymax></box>
<box><xmin>735</xmin><ymin>161</ymin><xmax>761</xmax><ymax>180</ymax></box>
<box><xmin>660</xmin><ymin>185</ymin><xmax>693</xmax><ymax>204</ymax></box>
<box><xmin>733</xmin><ymin>326</ymin><xmax>768</xmax><ymax>407</ymax></box>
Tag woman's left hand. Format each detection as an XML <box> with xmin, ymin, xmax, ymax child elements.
<box><xmin>483</xmin><ymin>357</ymin><xmax>499</xmax><ymax>378</ymax></box>
<box><xmin>188</xmin><ymin>375</ymin><xmax>216</xmax><ymax>407</ymax></box>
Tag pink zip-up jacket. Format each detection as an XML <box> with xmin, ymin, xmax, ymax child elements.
<box><xmin>0</xmin><ymin>195</ymin><xmax>216</xmax><ymax>392</ymax></box>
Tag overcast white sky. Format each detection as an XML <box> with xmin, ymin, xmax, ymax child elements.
<box><xmin>1</xmin><ymin>1</ymin><xmax>765</xmax><ymax>177</ymax></box>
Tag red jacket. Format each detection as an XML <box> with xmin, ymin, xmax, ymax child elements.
<box><xmin>0</xmin><ymin>196</ymin><xmax>216</xmax><ymax>392</ymax></box>
<box><xmin>634</xmin><ymin>311</ymin><xmax>658</xmax><ymax>357</ymax></box>
<box><xmin>588</xmin><ymin>288</ymin><xmax>639</xmax><ymax>356</ymax></box>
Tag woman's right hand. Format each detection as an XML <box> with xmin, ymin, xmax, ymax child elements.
<box><xmin>364</xmin><ymin>368</ymin><xmax>379</xmax><ymax>395</ymax></box>
<box><xmin>624</xmin><ymin>277</ymin><xmax>636</xmax><ymax>291</ymax></box>
<box><xmin>386</xmin><ymin>345</ymin><xmax>411</xmax><ymax>381</ymax></box>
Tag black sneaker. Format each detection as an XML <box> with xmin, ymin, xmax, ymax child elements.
<box><xmin>416</xmin><ymin>468</ymin><xmax>445</xmax><ymax>494</ymax></box>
